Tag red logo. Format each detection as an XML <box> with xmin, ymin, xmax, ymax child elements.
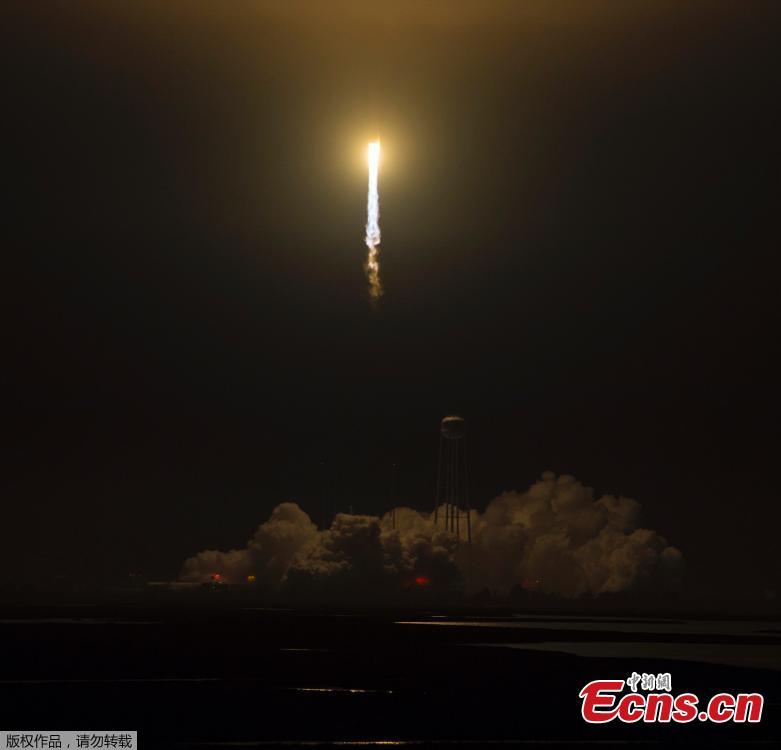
<box><xmin>579</xmin><ymin>675</ymin><xmax>763</xmax><ymax>724</ymax></box>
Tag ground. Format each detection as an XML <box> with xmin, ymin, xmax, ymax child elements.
<box><xmin>1</xmin><ymin>597</ymin><xmax>778</xmax><ymax>747</ymax></box>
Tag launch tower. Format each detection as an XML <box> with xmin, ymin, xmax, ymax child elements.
<box><xmin>433</xmin><ymin>415</ymin><xmax>471</xmax><ymax>544</ymax></box>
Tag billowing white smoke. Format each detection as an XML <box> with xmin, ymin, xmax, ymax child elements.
<box><xmin>458</xmin><ymin>472</ymin><xmax>682</xmax><ymax>597</ymax></box>
<box><xmin>180</xmin><ymin>472</ymin><xmax>682</xmax><ymax>598</ymax></box>
<box><xmin>180</xmin><ymin>502</ymin><xmax>319</xmax><ymax>586</ymax></box>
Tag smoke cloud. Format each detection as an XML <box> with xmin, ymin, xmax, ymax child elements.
<box><xmin>180</xmin><ymin>472</ymin><xmax>682</xmax><ymax>598</ymax></box>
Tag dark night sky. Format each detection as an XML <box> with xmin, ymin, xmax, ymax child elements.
<box><xmin>4</xmin><ymin>1</ymin><xmax>780</xmax><ymax>594</ymax></box>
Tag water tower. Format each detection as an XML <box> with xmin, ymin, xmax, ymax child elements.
<box><xmin>433</xmin><ymin>415</ymin><xmax>471</xmax><ymax>544</ymax></box>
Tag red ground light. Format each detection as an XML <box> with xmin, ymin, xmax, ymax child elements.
<box><xmin>415</xmin><ymin>576</ymin><xmax>431</xmax><ymax>586</ymax></box>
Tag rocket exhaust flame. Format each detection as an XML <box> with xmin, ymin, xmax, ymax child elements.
<box><xmin>364</xmin><ymin>140</ymin><xmax>382</xmax><ymax>300</ymax></box>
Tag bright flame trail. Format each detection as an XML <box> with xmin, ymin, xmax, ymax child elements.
<box><xmin>364</xmin><ymin>140</ymin><xmax>382</xmax><ymax>300</ymax></box>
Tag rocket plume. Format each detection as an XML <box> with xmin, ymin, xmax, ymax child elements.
<box><xmin>364</xmin><ymin>140</ymin><xmax>382</xmax><ymax>300</ymax></box>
